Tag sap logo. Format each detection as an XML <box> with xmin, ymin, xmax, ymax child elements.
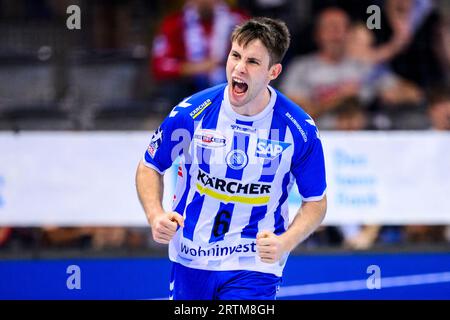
<box><xmin>255</xmin><ymin>139</ymin><xmax>291</xmax><ymax>160</ymax></box>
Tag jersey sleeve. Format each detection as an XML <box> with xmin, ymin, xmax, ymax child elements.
<box><xmin>291</xmin><ymin>123</ymin><xmax>327</xmax><ymax>201</ymax></box>
<box><xmin>143</xmin><ymin>110</ymin><xmax>193</xmax><ymax>174</ymax></box>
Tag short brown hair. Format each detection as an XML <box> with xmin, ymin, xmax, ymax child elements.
<box><xmin>230</xmin><ymin>17</ymin><xmax>291</xmax><ymax>67</ymax></box>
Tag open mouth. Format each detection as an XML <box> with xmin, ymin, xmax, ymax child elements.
<box><xmin>232</xmin><ymin>77</ymin><xmax>248</xmax><ymax>95</ymax></box>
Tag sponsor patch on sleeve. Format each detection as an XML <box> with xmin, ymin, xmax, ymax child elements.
<box><xmin>147</xmin><ymin>127</ymin><xmax>163</xmax><ymax>158</ymax></box>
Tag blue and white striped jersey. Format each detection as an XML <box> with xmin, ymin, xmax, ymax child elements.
<box><xmin>143</xmin><ymin>83</ymin><xmax>326</xmax><ymax>276</ymax></box>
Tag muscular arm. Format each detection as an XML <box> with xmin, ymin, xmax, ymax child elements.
<box><xmin>135</xmin><ymin>160</ymin><xmax>165</xmax><ymax>225</ymax></box>
<box><xmin>279</xmin><ymin>196</ymin><xmax>327</xmax><ymax>252</ymax></box>
<box><xmin>135</xmin><ymin>160</ymin><xmax>184</xmax><ymax>243</ymax></box>
<box><xmin>257</xmin><ymin>196</ymin><xmax>327</xmax><ymax>263</ymax></box>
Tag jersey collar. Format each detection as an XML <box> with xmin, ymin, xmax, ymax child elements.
<box><xmin>222</xmin><ymin>85</ymin><xmax>277</xmax><ymax>122</ymax></box>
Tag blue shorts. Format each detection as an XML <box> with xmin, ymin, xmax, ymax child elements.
<box><xmin>169</xmin><ymin>262</ymin><xmax>282</xmax><ymax>300</ymax></box>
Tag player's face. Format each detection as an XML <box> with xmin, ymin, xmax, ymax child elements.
<box><xmin>226</xmin><ymin>39</ymin><xmax>281</xmax><ymax>109</ymax></box>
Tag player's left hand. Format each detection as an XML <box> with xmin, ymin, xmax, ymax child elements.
<box><xmin>256</xmin><ymin>231</ymin><xmax>286</xmax><ymax>264</ymax></box>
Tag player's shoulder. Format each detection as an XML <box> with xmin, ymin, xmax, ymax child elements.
<box><xmin>168</xmin><ymin>83</ymin><xmax>226</xmax><ymax>121</ymax></box>
<box><xmin>273</xmin><ymin>88</ymin><xmax>318</xmax><ymax>142</ymax></box>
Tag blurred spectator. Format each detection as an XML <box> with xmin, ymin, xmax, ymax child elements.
<box><xmin>126</xmin><ymin>227</ymin><xmax>153</xmax><ymax>249</ymax></box>
<box><xmin>301</xmin><ymin>225</ymin><xmax>344</xmax><ymax>249</ymax></box>
<box><xmin>404</xmin><ymin>225</ymin><xmax>446</xmax><ymax>243</ymax></box>
<box><xmin>150</xmin><ymin>0</ymin><xmax>248</xmax><ymax>105</ymax></box>
<box><xmin>40</xmin><ymin>226</ymin><xmax>150</xmax><ymax>250</ymax></box>
<box><xmin>373</xmin><ymin>0</ymin><xmax>447</xmax><ymax>91</ymax></box>
<box><xmin>281</xmin><ymin>7</ymin><xmax>357</xmax><ymax>119</ymax></box>
<box><xmin>237</xmin><ymin>0</ymin><xmax>299</xmax><ymax>69</ymax></box>
<box><xmin>41</xmin><ymin>227</ymin><xmax>93</xmax><ymax>248</ymax></box>
<box><xmin>90</xmin><ymin>227</ymin><xmax>127</xmax><ymax>250</ymax></box>
<box><xmin>91</xmin><ymin>0</ymin><xmax>133</xmax><ymax>50</ymax></box>
<box><xmin>343</xmin><ymin>225</ymin><xmax>382</xmax><ymax>250</ymax></box>
<box><xmin>238</xmin><ymin>0</ymin><xmax>291</xmax><ymax>18</ymax></box>
<box><xmin>333</xmin><ymin>96</ymin><xmax>369</xmax><ymax>131</ymax></box>
<box><xmin>346</xmin><ymin>22</ymin><xmax>423</xmax><ymax>108</ymax></box>
<box><xmin>0</xmin><ymin>227</ymin><xmax>12</xmax><ymax>247</ymax></box>
<box><xmin>280</xmin><ymin>7</ymin><xmax>417</xmax><ymax>121</ymax></box>
<box><xmin>0</xmin><ymin>228</ymin><xmax>42</xmax><ymax>250</ymax></box>
<box><xmin>428</xmin><ymin>85</ymin><xmax>450</xmax><ymax>130</ymax></box>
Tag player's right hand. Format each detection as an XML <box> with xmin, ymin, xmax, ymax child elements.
<box><xmin>151</xmin><ymin>212</ymin><xmax>184</xmax><ymax>244</ymax></box>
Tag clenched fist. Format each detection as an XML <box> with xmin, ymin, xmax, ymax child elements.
<box><xmin>256</xmin><ymin>230</ymin><xmax>287</xmax><ymax>264</ymax></box>
<box><xmin>151</xmin><ymin>211</ymin><xmax>185</xmax><ymax>244</ymax></box>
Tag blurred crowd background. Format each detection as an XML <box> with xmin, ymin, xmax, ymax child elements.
<box><xmin>0</xmin><ymin>0</ymin><xmax>449</xmax><ymax>256</ymax></box>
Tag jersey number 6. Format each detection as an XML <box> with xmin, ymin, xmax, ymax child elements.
<box><xmin>212</xmin><ymin>210</ymin><xmax>231</xmax><ymax>239</ymax></box>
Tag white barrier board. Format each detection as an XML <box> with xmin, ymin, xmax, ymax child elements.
<box><xmin>0</xmin><ymin>131</ymin><xmax>449</xmax><ymax>226</ymax></box>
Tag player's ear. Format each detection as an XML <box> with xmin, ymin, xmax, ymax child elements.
<box><xmin>269</xmin><ymin>63</ymin><xmax>282</xmax><ymax>81</ymax></box>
